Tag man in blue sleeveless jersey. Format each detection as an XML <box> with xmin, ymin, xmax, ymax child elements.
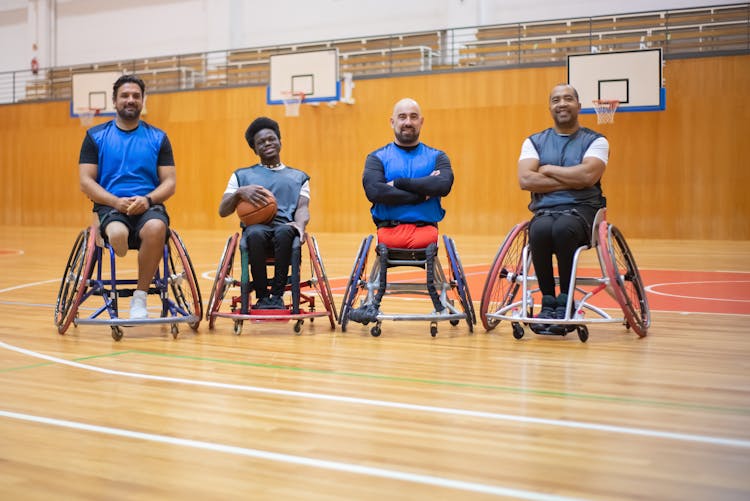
<box><xmin>362</xmin><ymin>97</ymin><xmax>453</xmax><ymax>248</ymax></box>
<box><xmin>79</xmin><ymin>74</ymin><xmax>176</xmax><ymax>320</ymax></box>
<box><xmin>218</xmin><ymin>117</ymin><xmax>310</xmax><ymax>310</ymax></box>
<box><xmin>518</xmin><ymin>83</ymin><xmax>609</xmax><ymax>334</ymax></box>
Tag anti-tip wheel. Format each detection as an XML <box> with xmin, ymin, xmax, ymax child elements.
<box><xmin>577</xmin><ymin>325</ymin><xmax>589</xmax><ymax>343</ymax></box>
<box><xmin>512</xmin><ymin>323</ymin><xmax>524</xmax><ymax>340</ymax></box>
<box><xmin>111</xmin><ymin>326</ymin><xmax>124</xmax><ymax>341</ymax></box>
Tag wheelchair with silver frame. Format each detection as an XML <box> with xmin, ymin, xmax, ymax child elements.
<box><xmin>339</xmin><ymin>234</ymin><xmax>476</xmax><ymax>337</ymax></box>
<box><xmin>205</xmin><ymin>232</ymin><xmax>337</xmax><ymax>335</ymax></box>
<box><xmin>479</xmin><ymin>209</ymin><xmax>649</xmax><ymax>342</ymax></box>
<box><xmin>54</xmin><ymin>226</ymin><xmax>202</xmax><ymax>341</ymax></box>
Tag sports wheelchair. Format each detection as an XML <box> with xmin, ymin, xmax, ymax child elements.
<box><xmin>479</xmin><ymin>209</ymin><xmax>650</xmax><ymax>342</ymax></box>
<box><xmin>54</xmin><ymin>226</ymin><xmax>202</xmax><ymax>341</ymax></box>
<box><xmin>339</xmin><ymin>235</ymin><xmax>476</xmax><ymax>337</ymax></box>
<box><xmin>205</xmin><ymin>233</ymin><xmax>337</xmax><ymax>335</ymax></box>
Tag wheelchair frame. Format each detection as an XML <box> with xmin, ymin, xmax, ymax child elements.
<box><xmin>54</xmin><ymin>226</ymin><xmax>203</xmax><ymax>341</ymax></box>
<box><xmin>479</xmin><ymin>209</ymin><xmax>650</xmax><ymax>342</ymax></box>
<box><xmin>339</xmin><ymin>234</ymin><xmax>476</xmax><ymax>337</ymax></box>
<box><xmin>205</xmin><ymin>233</ymin><xmax>337</xmax><ymax>335</ymax></box>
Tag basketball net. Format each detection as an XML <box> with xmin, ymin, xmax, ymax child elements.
<box><xmin>78</xmin><ymin>108</ymin><xmax>101</xmax><ymax>128</ymax></box>
<box><xmin>592</xmin><ymin>99</ymin><xmax>619</xmax><ymax>124</ymax></box>
<box><xmin>281</xmin><ymin>91</ymin><xmax>305</xmax><ymax>117</ymax></box>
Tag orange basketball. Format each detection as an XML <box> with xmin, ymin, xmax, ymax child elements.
<box><xmin>236</xmin><ymin>190</ymin><xmax>277</xmax><ymax>226</ymax></box>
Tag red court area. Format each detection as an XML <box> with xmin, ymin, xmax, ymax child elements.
<box><xmin>331</xmin><ymin>266</ymin><xmax>750</xmax><ymax>316</ymax></box>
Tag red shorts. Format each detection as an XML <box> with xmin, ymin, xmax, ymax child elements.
<box><xmin>376</xmin><ymin>224</ymin><xmax>438</xmax><ymax>249</ymax></box>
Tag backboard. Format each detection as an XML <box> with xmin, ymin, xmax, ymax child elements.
<box><xmin>568</xmin><ymin>49</ymin><xmax>665</xmax><ymax>114</ymax></box>
<box><xmin>70</xmin><ymin>71</ymin><xmax>123</xmax><ymax>117</ymax></box>
<box><xmin>267</xmin><ymin>49</ymin><xmax>340</xmax><ymax>105</ymax></box>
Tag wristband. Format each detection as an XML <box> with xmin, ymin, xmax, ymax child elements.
<box><xmin>146</xmin><ymin>196</ymin><xmax>154</xmax><ymax>207</ymax></box>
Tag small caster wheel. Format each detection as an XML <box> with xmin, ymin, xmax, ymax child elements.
<box><xmin>370</xmin><ymin>325</ymin><xmax>381</xmax><ymax>337</ymax></box>
<box><xmin>111</xmin><ymin>326</ymin><xmax>123</xmax><ymax>341</ymax></box>
<box><xmin>430</xmin><ymin>322</ymin><xmax>438</xmax><ymax>337</ymax></box>
<box><xmin>233</xmin><ymin>320</ymin><xmax>243</xmax><ymax>336</ymax></box>
<box><xmin>512</xmin><ymin>323</ymin><xmax>524</xmax><ymax>340</ymax></box>
<box><xmin>171</xmin><ymin>324</ymin><xmax>179</xmax><ymax>339</ymax></box>
<box><xmin>294</xmin><ymin>320</ymin><xmax>304</xmax><ymax>334</ymax></box>
<box><xmin>577</xmin><ymin>325</ymin><xmax>589</xmax><ymax>342</ymax></box>
<box><xmin>449</xmin><ymin>319</ymin><xmax>459</xmax><ymax>326</ymax></box>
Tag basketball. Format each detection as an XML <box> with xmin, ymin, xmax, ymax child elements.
<box><xmin>236</xmin><ymin>189</ymin><xmax>277</xmax><ymax>226</ymax></box>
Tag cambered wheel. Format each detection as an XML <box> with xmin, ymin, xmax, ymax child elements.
<box><xmin>206</xmin><ymin>234</ymin><xmax>239</xmax><ymax>329</ymax></box>
<box><xmin>443</xmin><ymin>235</ymin><xmax>475</xmax><ymax>332</ymax></box>
<box><xmin>55</xmin><ymin>227</ymin><xmax>97</xmax><ymax>335</ymax></box>
<box><xmin>598</xmin><ymin>223</ymin><xmax>650</xmax><ymax>337</ymax></box>
<box><xmin>307</xmin><ymin>234</ymin><xmax>337</xmax><ymax>329</ymax></box>
<box><xmin>166</xmin><ymin>230</ymin><xmax>203</xmax><ymax>330</ymax></box>
<box><xmin>340</xmin><ymin>235</ymin><xmax>372</xmax><ymax>332</ymax></box>
<box><xmin>479</xmin><ymin>222</ymin><xmax>529</xmax><ymax>331</ymax></box>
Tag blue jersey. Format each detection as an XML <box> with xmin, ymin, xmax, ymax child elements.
<box><xmin>83</xmin><ymin>120</ymin><xmax>173</xmax><ymax>197</ymax></box>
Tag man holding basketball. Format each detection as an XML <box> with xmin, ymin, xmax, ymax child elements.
<box><xmin>218</xmin><ymin>117</ymin><xmax>310</xmax><ymax>310</ymax></box>
<box><xmin>518</xmin><ymin>83</ymin><xmax>609</xmax><ymax>334</ymax></box>
<box><xmin>348</xmin><ymin>97</ymin><xmax>454</xmax><ymax>324</ymax></box>
<box><xmin>78</xmin><ymin>74</ymin><xmax>175</xmax><ymax>320</ymax></box>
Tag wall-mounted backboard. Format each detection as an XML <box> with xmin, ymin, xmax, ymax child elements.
<box><xmin>267</xmin><ymin>49</ymin><xmax>340</xmax><ymax>105</ymax></box>
<box><xmin>70</xmin><ymin>71</ymin><xmax>124</xmax><ymax>117</ymax></box>
<box><xmin>568</xmin><ymin>49</ymin><xmax>665</xmax><ymax>113</ymax></box>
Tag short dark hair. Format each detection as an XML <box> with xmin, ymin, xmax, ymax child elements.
<box><xmin>113</xmin><ymin>74</ymin><xmax>146</xmax><ymax>98</ymax></box>
<box><xmin>245</xmin><ymin>117</ymin><xmax>281</xmax><ymax>151</ymax></box>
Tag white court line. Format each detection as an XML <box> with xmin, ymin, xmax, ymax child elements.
<box><xmin>1</xmin><ymin>340</ymin><xmax>748</xmax><ymax>449</ymax></box>
<box><xmin>0</xmin><ymin>410</ymin><xmax>578</xmax><ymax>500</ymax></box>
<box><xmin>646</xmin><ymin>280</ymin><xmax>750</xmax><ymax>303</ymax></box>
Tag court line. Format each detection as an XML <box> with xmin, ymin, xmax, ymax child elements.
<box><xmin>1</xmin><ymin>339</ymin><xmax>748</xmax><ymax>449</ymax></box>
<box><xmin>0</xmin><ymin>410</ymin><xmax>577</xmax><ymax>501</ymax></box>
<box><xmin>646</xmin><ymin>280</ymin><xmax>750</xmax><ymax>303</ymax></box>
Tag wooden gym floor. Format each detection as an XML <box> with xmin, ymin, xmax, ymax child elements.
<box><xmin>1</xmin><ymin>225</ymin><xmax>749</xmax><ymax>500</ymax></box>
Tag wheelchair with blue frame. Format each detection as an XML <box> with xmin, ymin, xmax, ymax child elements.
<box><xmin>54</xmin><ymin>225</ymin><xmax>202</xmax><ymax>341</ymax></box>
<box><xmin>479</xmin><ymin>209</ymin><xmax>650</xmax><ymax>342</ymax></box>
<box><xmin>205</xmin><ymin>232</ymin><xmax>337</xmax><ymax>335</ymax></box>
<box><xmin>339</xmin><ymin>234</ymin><xmax>476</xmax><ymax>337</ymax></box>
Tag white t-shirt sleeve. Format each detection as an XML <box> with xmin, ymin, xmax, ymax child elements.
<box><xmin>223</xmin><ymin>174</ymin><xmax>239</xmax><ymax>195</ymax></box>
<box><xmin>519</xmin><ymin>138</ymin><xmax>538</xmax><ymax>161</ymax></box>
<box><xmin>300</xmin><ymin>180</ymin><xmax>310</xmax><ymax>199</ymax></box>
<box><xmin>584</xmin><ymin>137</ymin><xmax>609</xmax><ymax>164</ymax></box>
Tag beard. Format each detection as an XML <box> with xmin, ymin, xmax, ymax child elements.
<box><xmin>395</xmin><ymin>126</ymin><xmax>420</xmax><ymax>144</ymax></box>
<box><xmin>117</xmin><ymin>105</ymin><xmax>141</xmax><ymax>121</ymax></box>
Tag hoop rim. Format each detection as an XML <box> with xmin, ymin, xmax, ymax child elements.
<box><xmin>281</xmin><ymin>90</ymin><xmax>305</xmax><ymax>102</ymax></box>
<box><xmin>592</xmin><ymin>99</ymin><xmax>620</xmax><ymax>107</ymax></box>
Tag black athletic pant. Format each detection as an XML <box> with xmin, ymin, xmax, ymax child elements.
<box><xmin>244</xmin><ymin>223</ymin><xmax>297</xmax><ymax>298</ymax></box>
<box><xmin>528</xmin><ymin>205</ymin><xmax>598</xmax><ymax>298</ymax></box>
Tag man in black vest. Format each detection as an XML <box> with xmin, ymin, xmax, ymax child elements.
<box><xmin>518</xmin><ymin>84</ymin><xmax>609</xmax><ymax>333</ymax></box>
<box><xmin>218</xmin><ymin>117</ymin><xmax>310</xmax><ymax>309</ymax></box>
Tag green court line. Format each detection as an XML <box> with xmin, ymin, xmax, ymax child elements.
<box><xmin>3</xmin><ymin>348</ymin><xmax>747</xmax><ymax>415</ymax></box>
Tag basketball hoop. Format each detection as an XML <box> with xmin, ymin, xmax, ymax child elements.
<box><xmin>281</xmin><ymin>91</ymin><xmax>305</xmax><ymax>117</ymax></box>
<box><xmin>592</xmin><ymin>99</ymin><xmax>619</xmax><ymax>124</ymax></box>
<box><xmin>78</xmin><ymin>108</ymin><xmax>101</xmax><ymax>128</ymax></box>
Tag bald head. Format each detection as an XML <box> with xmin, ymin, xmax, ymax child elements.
<box><xmin>390</xmin><ymin>97</ymin><xmax>424</xmax><ymax>146</ymax></box>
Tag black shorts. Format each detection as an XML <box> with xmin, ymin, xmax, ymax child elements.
<box><xmin>94</xmin><ymin>204</ymin><xmax>170</xmax><ymax>250</ymax></box>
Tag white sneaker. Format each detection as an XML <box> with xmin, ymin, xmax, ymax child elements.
<box><xmin>130</xmin><ymin>289</ymin><xmax>149</xmax><ymax>319</ymax></box>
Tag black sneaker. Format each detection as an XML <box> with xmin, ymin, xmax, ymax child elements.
<box><xmin>253</xmin><ymin>296</ymin><xmax>272</xmax><ymax>309</ymax></box>
<box><xmin>266</xmin><ymin>295</ymin><xmax>286</xmax><ymax>310</ymax></box>
<box><xmin>530</xmin><ymin>295</ymin><xmax>560</xmax><ymax>334</ymax></box>
<box><xmin>555</xmin><ymin>293</ymin><xmax>577</xmax><ymax>333</ymax></box>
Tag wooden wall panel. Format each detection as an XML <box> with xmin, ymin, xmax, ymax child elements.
<box><xmin>0</xmin><ymin>55</ymin><xmax>746</xmax><ymax>239</ymax></box>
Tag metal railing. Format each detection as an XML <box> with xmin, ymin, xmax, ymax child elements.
<box><xmin>0</xmin><ymin>3</ymin><xmax>747</xmax><ymax>105</ymax></box>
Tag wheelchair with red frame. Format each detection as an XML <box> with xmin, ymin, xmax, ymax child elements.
<box><xmin>479</xmin><ymin>209</ymin><xmax>650</xmax><ymax>342</ymax></box>
<box><xmin>54</xmin><ymin>226</ymin><xmax>202</xmax><ymax>341</ymax></box>
<box><xmin>338</xmin><ymin>234</ymin><xmax>475</xmax><ymax>337</ymax></box>
<box><xmin>205</xmin><ymin>232</ymin><xmax>337</xmax><ymax>335</ymax></box>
